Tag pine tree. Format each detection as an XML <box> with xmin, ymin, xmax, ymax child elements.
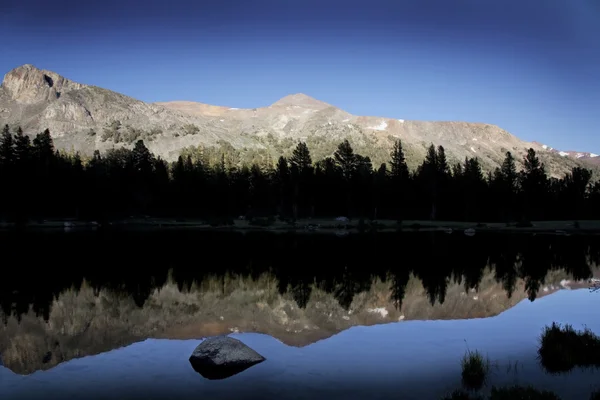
<box><xmin>290</xmin><ymin>142</ymin><xmax>312</xmax><ymax>172</ymax></box>
<box><xmin>498</xmin><ymin>151</ymin><xmax>518</xmax><ymax>222</ymax></box>
<box><xmin>32</xmin><ymin>128</ymin><xmax>54</xmax><ymax>163</ymax></box>
<box><xmin>501</xmin><ymin>151</ymin><xmax>518</xmax><ymax>192</ymax></box>
<box><xmin>425</xmin><ymin>143</ymin><xmax>437</xmax><ymax>167</ymax></box>
<box><xmin>462</xmin><ymin>157</ymin><xmax>486</xmax><ymax>221</ymax></box>
<box><xmin>13</xmin><ymin>127</ymin><xmax>31</xmax><ymax>164</ymax></box>
<box><xmin>389</xmin><ymin>140</ymin><xmax>408</xmax><ymax>181</ymax></box>
<box><xmin>435</xmin><ymin>145</ymin><xmax>451</xmax><ymax>219</ymax></box>
<box><xmin>0</xmin><ymin>124</ymin><xmax>15</xmax><ymax>167</ymax></box>
<box><xmin>388</xmin><ymin>140</ymin><xmax>410</xmax><ymax>221</ymax></box>
<box><xmin>436</xmin><ymin>145</ymin><xmax>450</xmax><ymax>177</ymax></box>
<box><xmin>564</xmin><ymin>166</ymin><xmax>592</xmax><ymax>220</ymax></box>
<box><xmin>131</xmin><ymin>140</ymin><xmax>155</xmax><ymax>175</ymax></box>
<box><xmin>275</xmin><ymin>156</ymin><xmax>290</xmax><ymax>218</ymax></box>
<box><xmin>334</xmin><ymin>139</ymin><xmax>357</xmax><ymax>180</ymax></box>
<box><xmin>418</xmin><ymin>144</ymin><xmax>439</xmax><ymax>220</ymax></box>
<box><xmin>520</xmin><ymin>148</ymin><xmax>548</xmax><ymax>220</ymax></box>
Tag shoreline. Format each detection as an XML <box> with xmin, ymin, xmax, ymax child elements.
<box><xmin>2</xmin><ymin>218</ymin><xmax>600</xmax><ymax>235</ymax></box>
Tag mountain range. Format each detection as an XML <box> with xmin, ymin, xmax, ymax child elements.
<box><xmin>0</xmin><ymin>64</ymin><xmax>596</xmax><ymax>177</ymax></box>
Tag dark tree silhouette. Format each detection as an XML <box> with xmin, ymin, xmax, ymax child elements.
<box><xmin>334</xmin><ymin>140</ymin><xmax>360</xmax><ymax>217</ymax></box>
<box><xmin>0</xmin><ymin>125</ymin><xmax>15</xmax><ymax>165</ymax></box>
<box><xmin>389</xmin><ymin>140</ymin><xmax>410</xmax><ymax>221</ymax></box>
<box><xmin>289</xmin><ymin>142</ymin><xmax>314</xmax><ymax>219</ymax></box>
<box><xmin>562</xmin><ymin>167</ymin><xmax>592</xmax><ymax>220</ymax></box>
<box><xmin>520</xmin><ymin>149</ymin><xmax>548</xmax><ymax>221</ymax></box>
<box><xmin>0</xmin><ymin>126</ymin><xmax>598</xmax><ymax>225</ymax></box>
<box><xmin>290</xmin><ymin>142</ymin><xmax>312</xmax><ymax>171</ymax></box>
<box><xmin>491</xmin><ymin>151</ymin><xmax>519</xmax><ymax>222</ymax></box>
<box><xmin>275</xmin><ymin>156</ymin><xmax>291</xmax><ymax>218</ymax></box>
<box><xmin>461</xmin><ymin>157</ymin><xmax>487</xmax><ymax>221</ymax></box>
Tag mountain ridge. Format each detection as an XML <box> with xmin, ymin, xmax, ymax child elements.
<box><xmin>531</xmin><ymin>141</ymin><xmax>600</xmax><ymax>166</ymax></box>
<box><xmin>0</xmin><ymin>64</ymin><xmax>596</xmax><ymax>176</ymax></box>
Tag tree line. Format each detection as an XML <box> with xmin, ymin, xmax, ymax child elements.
<box><xmin>1</xmin><ymin>124</ymin><xmax>599</xmax><ymax>223</ymax></box>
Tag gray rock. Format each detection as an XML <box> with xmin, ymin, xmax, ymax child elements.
<box><xmin>188</xmin><ymin>335</ymin><xmax>266</xmax><ymax>380</ymax></box>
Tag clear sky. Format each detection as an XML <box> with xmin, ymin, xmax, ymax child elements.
<box><xmin>1</xmin><ymin>0</ymin><xmax>599</xmax><ymax>151</ymax></box>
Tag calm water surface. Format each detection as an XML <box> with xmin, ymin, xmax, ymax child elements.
<box><xmin>1</xmin><ymin>230</ymin><xmax>599</xmax><ymax>399</ymax></box>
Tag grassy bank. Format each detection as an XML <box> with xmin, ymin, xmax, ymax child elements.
<box><xmin>4</xmin><ymin>217</ymin><xmax>600</xmax><ymax>235</ymax></box>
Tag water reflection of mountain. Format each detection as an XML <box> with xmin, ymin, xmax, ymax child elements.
<box><xmin>1</xmin><ymin>231</ymin><xmax>599</xmax><ymax>374</ymax></box>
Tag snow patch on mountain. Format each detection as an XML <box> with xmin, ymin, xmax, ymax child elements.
<box><xmin>369</xmin><ymin>121</ymin><xmax>388</xmax><ymax>131</ymax></box>
<box><xmin>367</xmin><ymin>307</ymin><xmax>389</xmax><ymax>318</ymax></box>
<box><xmin>559</xmin><ymin>151</ymin><xmax>569</xmax><ymax>157</ymax></box>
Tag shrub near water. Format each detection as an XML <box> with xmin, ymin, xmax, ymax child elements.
<box><xmin>461</xmin><ymin>350</ymin><xmax>490</xmax><ymax>391</ymax></box>
<box><xmin>538</xmin><ymin>322</ymin><xmax>600</xmax><ymax>373</ymax></box>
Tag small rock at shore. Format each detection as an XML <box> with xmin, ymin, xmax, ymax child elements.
<box><xmin>189</xmin><ymin>335</ymin><xmax>266</xmax><ymax>380</ymax></box>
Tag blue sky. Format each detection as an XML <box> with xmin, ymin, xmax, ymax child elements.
<box><xmin>1</xmin><ymin>0</ymin><xmax>599</xmax><ymax>151</ymax></box>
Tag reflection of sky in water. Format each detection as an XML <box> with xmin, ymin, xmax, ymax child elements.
<box><xmin>1</xmin><ymin>289</ymin><xmax>599</xmax><ymax>400</ymax></box>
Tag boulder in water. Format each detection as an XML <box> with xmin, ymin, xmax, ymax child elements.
<box><xmin>189</xmin><ymin>335</ymin><xmax>266</xmax><ymax>380</ymax></box>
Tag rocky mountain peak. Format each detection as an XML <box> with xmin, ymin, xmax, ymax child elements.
<box><xmin>1</xmin><ymin>64</ymin><xmax>86</xmax><ymax>104</ymax></box>
<box><xmin>0</xmin><ymin>65</ymin><xmax>597</xmax><ymax>176</ymax></box>
<box><xmin>271</xmin><ymin>93</ymin><xmax>332</xmax><ymax>110</ymax></box>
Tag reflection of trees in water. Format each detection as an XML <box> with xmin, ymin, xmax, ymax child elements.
<box><xmin>553</xmin><ymin>237</ymin><xmax>594</xmax><ymax>281</ymax></box>
<box><xmin>1</xmin><ymin>231</ymin><xmax>598</xmax><ymax>322</ymax></box>
<box><xmin>490</xmin><ymin>241</ymin><xmax>520</xmax><ymax>299</ymax></box>
<box><xmin>521</xmin><ymin>237</ymin><xmax>552</xmax><ymax>301</ymax></box>
<box><xmin>329</xmin><ymin>265</ymin><xmax>373</xmax><ymax>310</ymax></box>
<box><xmin>389</xmin><ymin>269</ymin><xmax>410</xmax><ymax>310</ymax></box>
<box><xmin>414</xmin><ymin>233</ymin><xmax>451</xmax><ymax>306</ymax></box>
<box><xmin>289</xmin><ymin>279</ymin><xmax>312</xmax><ymax>309</ymax></box>
<box><xmin>460</xmin><ymin>236</ymin><xmax>490</xmax><ymax>293</ymax></box>
<box><xmin>590</xmin><ymin>244</ymin><xmax>600</xmax><ymax>268</ymax></box>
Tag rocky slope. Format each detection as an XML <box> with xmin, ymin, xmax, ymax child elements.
<box><xmin>0</xmin><ymin>64</ymin><xmax>595</xmax><ymax>176</ymax></box>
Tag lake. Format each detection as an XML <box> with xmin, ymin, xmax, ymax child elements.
<box><xmin>1</xmin><ymin>230</ymin><xmax>599</xmax><ymax>399</ymax></box>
